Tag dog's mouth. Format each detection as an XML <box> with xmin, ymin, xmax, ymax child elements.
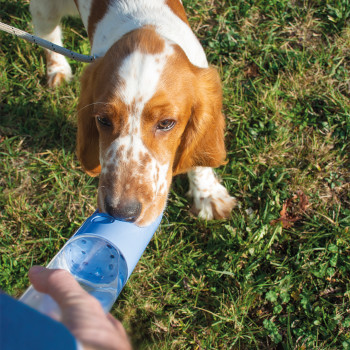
<box><xmin>97</xmin><ymin>193</ymin><xmax>168</xmax><ymax>227</ymax></box>
<box><xmin>97</xmin><ymin>178</ymin><xmax>170</xmax><ymax>227</ymax></box>
<box><xmin>104</xmin><ymin>196</ymin><xmax>142</xmax><ymax>223</ymax></box>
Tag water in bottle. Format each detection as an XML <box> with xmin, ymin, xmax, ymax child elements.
<box><xmin>20</xmin><ymin>211</ymin><xmax>162</xmax><ymax>319</ymax></box>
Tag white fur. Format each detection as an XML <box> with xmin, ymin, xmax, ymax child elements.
<box><xmin>188</xmin><ymin>167</ymin><xmax>236</xmax><ymax>220</ymax></box>
<box><xmin>75</xmin><ymin>0</ymin><xmax>94</xmax><ymax>28</ymax></box>
<box><xmin>117</xmin><ymin>45</ymin><xmax>174</xmax><ymax>104</ymax></box>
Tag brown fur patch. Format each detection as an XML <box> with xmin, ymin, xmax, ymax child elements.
<box><xmin>172</xmin><ymin>62</ymin><xmax>227</xmax><ymax>175</ymax></box>
<box><xmin>165</xmin><ymin>0</ymin><xmax>189</xmax><ymax>25</ymax></box>
<box><xmin>211</xmin><ymin>197</ymin><xmax>236</xmax><ymax>219</ymax></box>
<box><xmin>47</xmin><ymin>72</ymin><xmax>66</xmax><ymax>88</ymax></box>
<box><xmin>139</xmin><ymin>44</ymin><xmax>226</xmax><ymax>174</ymax></box>
<box><xmin>110</xmin><ymin>26</ymin><xmax>166</xmax><ymax>56</ymax></box>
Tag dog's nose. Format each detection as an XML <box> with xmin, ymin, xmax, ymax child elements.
<box><xmin>104</xmin><ymin>197</ymin><xmax>142</xmax><ymax>223</ymax></box>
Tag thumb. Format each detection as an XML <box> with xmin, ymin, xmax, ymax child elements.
<box><xmin>29</xmin><ymin>266</ymin><xmax>92</xmax><ymax>308</ymax></box>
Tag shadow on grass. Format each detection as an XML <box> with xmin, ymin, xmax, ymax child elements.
<box><xmin>0</xmin><ymin>99</ymin><xmax>77</xmax><ymax>153</ymax></box>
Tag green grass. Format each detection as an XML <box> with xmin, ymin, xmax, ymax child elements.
<box><xmin>1</xmin><ymin>0</ymin><xmax>350</xmax><ymax>348</ymax></box>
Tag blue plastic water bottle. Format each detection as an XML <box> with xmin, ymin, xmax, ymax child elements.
<box><xmin>20</xmin><ymin>211</ymin><xmax>162</xmax><ymax>319</ymax></box>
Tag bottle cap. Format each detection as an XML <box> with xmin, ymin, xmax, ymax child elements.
<box><xmin>73</xmin><ymin>211</ymin><xmax>162</xmax><ymax>279</ymax></box>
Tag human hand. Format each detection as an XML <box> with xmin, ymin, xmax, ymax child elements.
<box><xmin>29</xmin><ymin>266</ymin><xmax>132</xmax><ymax>350</ymax></box>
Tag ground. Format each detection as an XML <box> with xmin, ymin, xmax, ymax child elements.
<box><xmin>1</xmin><ymin>0</ymin><xmax>349</xmax><ymax>349</ymax></box>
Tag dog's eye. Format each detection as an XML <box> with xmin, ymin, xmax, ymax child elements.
<box><xmin>96</xmin><ymin>115</ymin><xmax>112</xmax><ymax>127</ymax></box>
<box><xmin>157</xmin><ymin>119</ymin><xmax>176</xmax><ymax>131</ymax></box>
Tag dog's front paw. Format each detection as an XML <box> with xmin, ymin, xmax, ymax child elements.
<box><xmin>189</xmin><ymin>182</ymin><xmax>236</xmax><ymax>220</ymax></box>
<box><xmin>47</xmin><ymin>71</ymin><xmax>71</xmax><ymax>87</ymax></box>
<box><xmin>46</xmin><ymin>53</ymin><xmax>72</xmax><ymax>88</ymax></box>
<box><xmin>187</xmin><ymin>167</ymin><xmax>236</xmax><ymax>220</ymax></box>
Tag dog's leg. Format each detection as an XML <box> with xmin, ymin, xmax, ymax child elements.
<box><xmin>30</xmin><ymin>0</ymin><xmax>78</xmax><ymax>87</ymax></box>
<box><xmin>187</xmin><ymin>167</ymin><xmax>236</xmax><ymax>220</ymax></box>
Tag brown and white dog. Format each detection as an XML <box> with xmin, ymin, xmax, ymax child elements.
<box><xmin>30</xmin><ymin>0</ymin><xmax>236</xmax><ymax>226</ymax></box>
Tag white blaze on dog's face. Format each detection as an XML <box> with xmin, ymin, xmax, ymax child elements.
<box><xmin>77</xmin><ymin>28</ymin><xmax>226</xmax><ymax>226</ymax></box>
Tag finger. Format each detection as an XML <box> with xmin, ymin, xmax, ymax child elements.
<box><xmin>107</xmin><ymin>313</ymin><xmax>124</xmax><ymax>331</ymax></box>
<box><xmin>106</xmin><ymin>314</ymin><xmax>133</xmax><ymax>350</ymax></box>
<box><xmin>107</xmin><ymin>315</ymin><xmax>131</xmax><ymax>340</ymax></box>
<box><xmin>29</xmin><ymin>266</ymin><xmax>93</xmax><ymax>308</ymax></box>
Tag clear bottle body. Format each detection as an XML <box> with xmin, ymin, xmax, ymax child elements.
<box><xmin>20</xmin><ymin>235</ymin><xmax>128</xmax><ymax>319</ymax></box>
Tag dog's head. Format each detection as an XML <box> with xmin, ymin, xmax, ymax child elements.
<box><xmin>77</xmin><ymin>27</ymin><xmax>226</xmax><ymax>226</ymax></box>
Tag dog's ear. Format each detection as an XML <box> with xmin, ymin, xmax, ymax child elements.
<box><xmin>173</xmin><ymin>66</ymin><xmax>227</xmax><ymax>175</ymax></box>
<box><xmin>76</xmin><ymin>63</ymin><xmax>101</xmax><ymax>177</ymax></box>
